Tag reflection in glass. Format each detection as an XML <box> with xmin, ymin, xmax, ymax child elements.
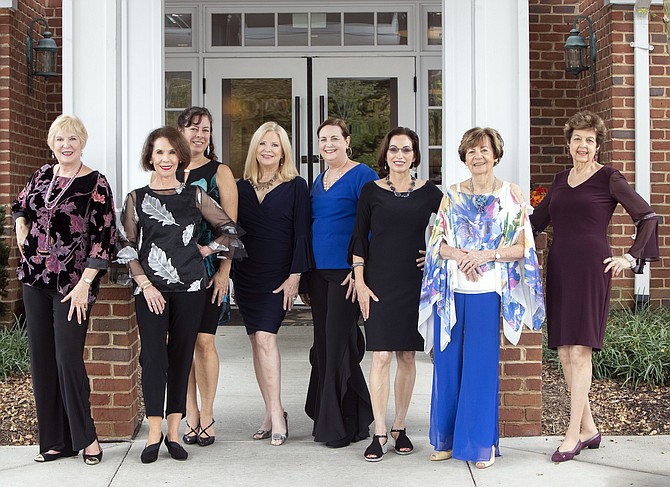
<box><xmin>377</xmin><ymin>12</ymin><xmax>408</xmax><ymax>46</ymax></box>
<box><xmin>427</xmin><ymin>11</ymin><xmax>442</xmax><ymax>46</ymax></box>
<box><xmin>429</xmin><ymin>148</ymin><xmax>442</xmax><ymax>186</ymax></box>
<box><xmin>428</xmin><ymin>109</ymin><xmax>442</xmax><ymax>146</ymax></box>
<box><xmin>327</xmin><ymin>78</ymin><xmax>396</xmax><ymax>170</ymax></box>
<box><xmin>428</xmin><ymin>69</ymin><xmax>442</xmax><ymax>106</ymax></box>
<box><xmin>221</xmin><ymin>78</ymin><xmax>292</xmax><ymax>178</ymax></box>
<box><xmin>311</xmin><ymin>12</ymin><xmax>341</xmax><ymax>46</ymax></box>
<box><xmin>245</xmin><ymin>13</ymin><xmax>275</xmax><ymax>46</ymax></box>
<box><xmin>165</xmin><ymin>111</ymin><xmax>180</xmax><ymax>128</ymax></box>
<box><xmin>165</xmin><ymin>13</ymin><xmax>192</xmax><ymax>48</ymax></box>
<box><xmin>278</xmin><ymin>13</ymin><xmax>308</xmax><ymax>46</ymax></box>
<box><xmin>165</xmin><ymin>71</ymin><xmax>191</xmax><ymax>109</ymax></box>
<box><xmin>212</xmin><ymin>13</ymin><xmax>242</xmax><ymax>46</ymax></box>
<box><xmin>344</xmin><ymin>13</ymin><xmax>374</xmax><ymax>46</ymax></box>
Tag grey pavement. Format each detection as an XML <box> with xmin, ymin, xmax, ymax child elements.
<box><xmin>1</xmin><ymin>310</ymin><xmax>669</xmax><ymax>487</ymax></box>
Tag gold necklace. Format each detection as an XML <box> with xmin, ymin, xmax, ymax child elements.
<box><xmin>250</xmin><ymin>173</ymin><xmax>278</xmax><ymax>192</ymax></box>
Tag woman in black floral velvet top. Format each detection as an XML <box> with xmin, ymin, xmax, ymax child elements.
<box><xmin>116</xmin><ymin>126</ymin><xmax>244</xmax><ymax>464</ymax></box>
<box><xmin>12</xmin><ymin>114</ymin><xmax>117</xmax><ymax>466</ymax></box>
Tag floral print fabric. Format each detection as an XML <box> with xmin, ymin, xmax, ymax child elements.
<box><xmin>418</xmin><ymin>181</ymin><xmax>545</xmax><ymax>352</ymax></box>
<box><xmin>11</xmin><ymin>164</ymin><xmax>117</xmax><ymax>303</ymax></box>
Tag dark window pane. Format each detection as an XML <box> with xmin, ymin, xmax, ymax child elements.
<box><xmin>428</xmin><ymin>69</ymin><xmax>442</xmax><ymax>106</ymax></box>
<box><xmin>429</xmin><ymin>148</ymin><xmax>442</xmax><ymax>186</ymax></box>
<box><xmin>245</xmin><ymin>13</ymin><xmax>275</xmax><ymax>46</ymax></box>
<box><xmin>165</xmin><ymin>71</ymin><xmax>191</xmax><ymax>109</ymax></box>
<box><xmin>344</xmin><ymin>12</ymin><xmax>374</xmax><ymax>46</ymax></box>
<box><xmin>212</xmin><ymin>13</ymin><xmax>242</xmax><ymax>47</ymax></box>
<box><xmin>427</xmin><ymin>11</ymin><xmax>442</xmax><ymax>46</ymax></box>
<box><xmin>165</xmin><ymin>13</ymin><xmax>192</xmax><ymax>48</ymax></box>
<box><xmin>278</xmin><ymin>13</ymin><xmax>308</xmax><ymax>46</ymax></box>
<box><xmin>428</xmin><ymin>109</ymin><xmax>442</xmax><ymax>146</ymax></box>
<box><xmin>377</xmin><ymin>12</ymin><xmax>408</xmax><ymax>46</ymax></box>
<box><xmin>311</xmin><ymin>12</ymin><xmax>341</xmax><ymax>46</ymax></box>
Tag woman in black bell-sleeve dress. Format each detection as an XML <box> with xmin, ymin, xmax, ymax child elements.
<box><xmin>233</xmin><ymin>121</ymin><xmax>312</xmax><ymax>447</ymax></box>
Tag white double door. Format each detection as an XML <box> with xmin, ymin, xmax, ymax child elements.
<box><xmin>205</xmin><ymin>56</ymin><xmax>416</xmax><ymax>182</ymax></box>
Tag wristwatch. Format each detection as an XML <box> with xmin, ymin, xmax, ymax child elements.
<box><xmin>623</xmin><ymin>253</ymin><xmax>636</xmax><ymax>269</ymax></box>
<box><xmin>82</xmin><ymin>277</ymin><xmax>93</xmax><ymax>285</ymax></box>
<box><xmin>495</xmin><ymin>251</ymin><xmax>501</xmax><ymax>261</ymax></box>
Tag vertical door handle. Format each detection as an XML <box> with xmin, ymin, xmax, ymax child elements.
<box><xmin>294</xmin><ymin>96</ymin><xmax>301</xmax><ymax>166</ymax></box>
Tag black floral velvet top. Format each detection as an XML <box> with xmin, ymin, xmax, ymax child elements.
<box><xmin>117</xmin><ymin>184</ymin><xmax>246</xmax><ymax>294</ymax></box>
<box><xmin>12</xmin><ymin>164</ymin><xmax>118</xmax><ymax>303</ymax></box>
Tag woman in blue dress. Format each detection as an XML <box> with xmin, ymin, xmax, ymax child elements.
<box><xmin>233</xmin><ymin>122</ymin><xmax>312</xmax><ymax>446</ymax></box>
<box><xmin>304</xmin><ymin>118</ymin><xmax>376</xmax><ymax>448</ymax></box>
<box><xmin>418</xmin><ymin>127</ymin><xmax>545</xmax><ymax>468</ymax></box>
<box><xmin>177</xmin><ymin>106</ymin><xmax>238</xmax><ymax>447</ymax></box>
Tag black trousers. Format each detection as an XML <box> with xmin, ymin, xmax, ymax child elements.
<box><xmin>23</xmin><ymin>284</ymin><xmax>96</xmax><ymax>453</ymax></box>
<box><xmin>136</xmin><ymin>290</ymin><xmax>204</xmax><ymax>418</ymax></box>
<box><xmin>304</xmin><ymin>269</ymin><xmax>373</xmax><ymax>445</ymax></box>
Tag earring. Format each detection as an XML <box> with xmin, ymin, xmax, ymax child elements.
<box><xmin>384</xmin><ymin>163</ymin><xmax>389</xmax><ymax>172</ymax></box>
<box><xmin>346</xmin><ymin>146</ymin><xmax>353</xmax><ymax>158</ymax></box>
<box><xmin>50</xmin><ymin>151</ymin><xmax>55</xmax><ymax>159</ymax></box>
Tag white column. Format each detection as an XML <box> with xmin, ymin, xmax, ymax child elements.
<box><xmin>62</xmin><ymin>0</ymin><xmax>163</xmax><ymax>206</ymax></box>
<box><xmin>443</xmin><ymin>0</ymin><xmax>530</xmax><ymax>198</ymax></box>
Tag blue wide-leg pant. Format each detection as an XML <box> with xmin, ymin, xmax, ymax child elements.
<box><xmin>429</xmin><ymin>291</ymin><xmax>501</xmax><ymax>462</ymax></box>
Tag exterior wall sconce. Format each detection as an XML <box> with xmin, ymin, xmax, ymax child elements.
<box><xmin>564</xmin><ymin>15</ymin><xmax>596</xmax><ymax>92</ymax></box>
<box><xmin>26</xmin><ymin>17</ymin><xmax>59</xmax><ymax>93</ymax></box>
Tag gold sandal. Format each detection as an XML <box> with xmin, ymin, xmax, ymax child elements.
<box><xmin>475</xmin><ymin>446</ymin><xmax>496</xmax><ymax>469</ymax></box>
<box><xmin>430</xmin><ymin>450</ymin><xmax>452</xmax><ymax>461</ymax></box>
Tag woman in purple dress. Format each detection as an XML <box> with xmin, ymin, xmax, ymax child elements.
<box><xmin>530</xmin><ymin>111</ymin><xmax>659</xmax><ymax>462</ymax></box>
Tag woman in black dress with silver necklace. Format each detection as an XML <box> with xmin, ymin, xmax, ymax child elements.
<box><xmin>350</xmin><ymin>127</ymin><xmax>442</xmax><ymax>461</ymax></box>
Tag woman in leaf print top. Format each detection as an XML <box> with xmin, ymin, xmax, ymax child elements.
<box><xmin>12</xmin><ymin>114</ymin><xmax>116</xmax><ymax>466</ymax></box>
<box><xmin>117</xmin><ymin>127</ymin><xmax>245</xmax><ymax>464</ymax></box>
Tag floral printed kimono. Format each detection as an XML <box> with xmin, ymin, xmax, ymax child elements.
<box><xmin>418</xmin><ymin>181</ymin><xmax>545</xmax><ymax>353</ymax></box>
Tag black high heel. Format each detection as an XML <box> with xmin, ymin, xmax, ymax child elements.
<box><xmin>140</xmin><ymin>433</ymin><xmax>163</xmax><ymax>464</ymax></box>
<box><xmin>197</xmin><ymin>419</ymin><xmax>215</xmax><ymax>447</ymax></box>
<box><xmin>391</xmin><ymin>428</ymin><xmax>414</xmax><ymax>455</ymax></box>
<box><xmin>83</xmin><ymin>440</ymin><xmax>103</xmax><ymax>465</ymax></box>
<box><xmin>182</xmin><ymin>420</ymin><xmax>199</xmax><ymax>445</ymax></box>
<box><xmin>364</xmin><ymin>434</ymin><xmax>388</xmax><ymax>462</ymax></box>
<box><xmin>164</xmin><ymin>435</ymin><xmax>188</xmax><ymax>461</ymax></box>
<box><xmin>34</xmin><ymin>449</ymin><xmax>78</xmax><ymax>463</ymax></box>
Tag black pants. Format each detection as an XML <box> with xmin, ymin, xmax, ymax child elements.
<box><xmin>23</xmin><ymin>284</ymin><xmax>96</xmax><ymax>453</ymax></box>
<box><xmin>305</xmin><ymin>269</ymin><xmax>373</xmax><ymax>445</ymax></box>
<box><xmin>136</xmin><ymin>290</ymin><xmax>204</xmax><ymax>418</ymax></box>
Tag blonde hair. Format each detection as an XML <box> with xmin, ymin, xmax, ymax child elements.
<box><xmin>47</xmin><ymin>114</ymin><xmax>89</xmax><ymax>150</ymax></box>
<box><xmin>243</xmin><ymin>122</ymin><xmax>299</xmax><ymax>185</ymax></box>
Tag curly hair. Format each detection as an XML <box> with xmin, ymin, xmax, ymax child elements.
<box><xmin>563</xmin><ymin>110</ymin><xmax>606</xmax><ymax>147</ymax></box>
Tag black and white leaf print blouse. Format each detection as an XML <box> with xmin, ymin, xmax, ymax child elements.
<box><xmin>117</xmin><ymin>184</ymin><xmax>245</xmax><ymax>294</ymax></box>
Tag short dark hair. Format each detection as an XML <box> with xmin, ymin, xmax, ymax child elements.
<box><xmin>458</xmin><ymin>127</ymin><xmax>504</xmax><ymax>166</ymax></box>
<box><xmin>377</xmin><ymin>126</ymin><xmax>421</xmax><ymax>175</ymax></box>
<box><xmin>176</xmin><ymin>106</ymin><xmax>218</xmax><ymax>161</ymax></box>
<box><xmin>317</xmin><ymin>118</ymin><xmax>350</xmax><ymax>139</ymax></box>
<box><xmin>564</xmin><ymin>110</ymin><xmax>606</xmax><ymax>147</ymax></box>
<box><xmin>140</xmin><ymin>126</ymin><xmax>191</xmax><ymax>172</ymax></box>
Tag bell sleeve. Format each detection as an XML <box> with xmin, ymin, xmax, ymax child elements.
<box><xmin>347</xmin><ymin>182</ymin><xmax>374</xmax><ymax>265</ymax></box>
<box><xmin>85</xmin><ymin>174</ymin><xmax>118</xmax><ymax>271</ymax></box>
<box><xmin>289</xmin><ymin>177</ymin><xmax>314</xmax><ymax>275</ymax></box>
<box><xmin>609</xmin><ymin>170</ymin><xmax>659</xmax><ymax>273</ymax></box>
<box><xmin>11</xmin><ymin>166</ymin><xmax>42</xmax><ymax>224</ymax></box>
<box><xmin>115</xmin><ymin>191</ymin><xmax>146</xmax><ymax>279</ymax></box>
<box><xmin>196</xmin><ymin>186</ymin><xmax>247</xmax><ymax>260</ymax></box>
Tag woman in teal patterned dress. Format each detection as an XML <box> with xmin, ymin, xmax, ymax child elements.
<box><xmin>418</xmin><ymin>127</ymin><xmax>545</xmax><ymax>469</ymax></box>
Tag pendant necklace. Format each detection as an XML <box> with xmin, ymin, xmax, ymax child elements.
<box><xmin>39</xmin><ymin>163</ymin><xmax>83</xmax><ymax>254</ymax></box>
<box><xmin>470</xmin><ymin>177</ymin><xmax>497</xmax><ymax>214</ymax></box>
<box><xmin>386</xmin><ymin>175</ymin><xmax>416</xmax><ymax>198</ymax></box>
<box><xmin>250</xmin><ymin>173</ymin><xmax>278</xmax><ymax>192</ymax></box>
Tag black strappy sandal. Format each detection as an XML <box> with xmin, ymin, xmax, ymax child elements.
<box><xmin>197</xmin><ymin>419</ymin><xmax>216</xmax><ymax>447</ymax></box>
<box><xmin>363</xmin><ymin>434</ymin><xmax>388</xmax><ymax>462</ymax></box>
<box><xmin>182</xmin><ymin>420</ymin><xmax>200</xmax><ymax>445</ymax></box>
<box><xmin>391</xmin><ymin>428</ymin><xmax>414</xmax><ymax>455</ymax></box>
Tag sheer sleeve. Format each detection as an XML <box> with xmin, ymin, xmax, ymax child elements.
<box><xmin>529</xmin><ymin>180</ymin><xmax>553</xmax><ymax>236</ymax></box>
<box><xmin>609</xmin><ymin>170</ymin><xmax>659</xmax><ymax>268</ymax></box>
<box><xmin>347</xmin><ymin>182</ymin><xmax>374</xmax><ymax>263</ymax></box>
<box><xmin>196</xmin><ymin>186</ymin><xmax>247</xmax><ymax>260</ymax></box>
<box><xmin>85</xmin><ymin>174</ymin><xmax>118</xmax><ymax>270</ymax></box>
<box><xmin>289</xmin><ymin>177</ymin><xmax>314</xmax><ymax>274</ymax></box>
<box><xmin>11</xmin><ymin>167</ymin><xmax>41</xmax><ymax>223</ymax></box>
<box><xmin>115</xmin><ymin>191</ymin><xmax>146</xmax><ymax>279</ymax></box>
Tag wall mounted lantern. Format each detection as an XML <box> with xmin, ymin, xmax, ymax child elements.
<box><xmin>26</xmin><ymin>17</ymin><xmax>59</xmax><ymax>93</ymax></box>
<box><xmin>564</xmin><ymin>15</ymin><xmax>596</xmax><ymax>92</ymax></box>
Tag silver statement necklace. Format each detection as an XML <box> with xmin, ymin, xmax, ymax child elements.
<box><xmin>470</xmin><ymin>177</ymin><xmax>497</xmax><ymax>213</ymax></box>
<box><xmin>386</xmin><ymin>175</ymin><xmax>416</xmax><ymax>198</ymax></box>
<box><xmin>250</xmin><ymin>173</ymin><xmax>278</xmax><ymax>192</ymax></box>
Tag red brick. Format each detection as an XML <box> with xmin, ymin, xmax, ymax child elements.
<box><xmin>91</xmin><ymin>407</ymin><xmax>134</xmax><ymax>422</ymax></box>
<box><xmin>504</xmin><ymin>362</ymin><xmax>542</xmax><ymax>377</ymax></box>
<box><xmin>503</xmin><ymin>392</ymin><xmax>542</xmax><ymax>407</ymax></box>
<box><xmin>92</xmin><ymin>378</ymin><xmax>132</xmax><ymax>392</ymax></box>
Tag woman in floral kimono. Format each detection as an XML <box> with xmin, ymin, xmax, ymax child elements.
<box><xmin>117</xmin><ymin>127</ymin><xmax>245</xmax><ymax>463</ymax></box>
<box><xmin>418</xmin><ymin>127</ymin><xmax>545</xmax><ymax>469</ymax></box>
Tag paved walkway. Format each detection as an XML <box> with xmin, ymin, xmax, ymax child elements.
<box><xmin>1</xmin><ymin>312</ymin><xmax>669</xmax><ymax>486</ymax></box>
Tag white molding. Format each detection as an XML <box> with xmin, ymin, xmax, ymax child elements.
<box><xmin>0</xmin><ymin>0</ymin><xmax>16</xmax><ymax>9</ymax></box>
<box><xmin>605</xmin><ymin>0</ymin><xmax>663</xmax><ymax>5</ymax></box>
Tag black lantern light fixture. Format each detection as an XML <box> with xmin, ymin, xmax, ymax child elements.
<box><xmin>564</xmin><ymin>14</ymin><xmax>596</xmax><ymax>92</ymax></box>
<box><xmin>26</xmin><ymin>17</ymin><xmax>59</xmax><ymax>93</ymax></box>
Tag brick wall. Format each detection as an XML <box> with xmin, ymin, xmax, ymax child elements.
<box><xmin>530</xmin><ymin>0</ymin><xmax>668</xmax><ymax>306</ymax></box>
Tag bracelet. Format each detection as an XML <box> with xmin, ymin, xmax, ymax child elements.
<box><xmin>139</xmin><ymin>280</ymin><xmax>153</xmax><ymax>292</ymax></box>
<box><xmin>81</xmin><ymin>277</ymin><xmax>93</xmax><ymax>286</ymax></box>
<box><xmin>351</xmin><ymin>262</ymin><xmax>365</xmax><ymax>271</ymax></box>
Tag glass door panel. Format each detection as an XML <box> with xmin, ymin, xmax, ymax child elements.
<box><xmin>312</xmin><ymin>57</ymin><xmax>415</xmax><ymax>178</ymax></box>
<box><xmin>205</xmin><ymin>58</ymin><xmax>308</xmax><ymax>179</ymax></box>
